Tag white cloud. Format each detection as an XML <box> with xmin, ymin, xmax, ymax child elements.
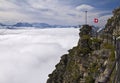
<box><xmin>76</xmin><ymin>4</ymin><xmax>94</xmax><ymax>11</ymax></box>
<box><xmin>0</xmin><ymin>0</ymin><xmax>19</xmax><ymax>10</ymax></box>
<box><xmin>0</xmin><ymin>11</ymin><xmax>31</xmax><ymax>22</ymax></box>
<box><xmin>0</xmin><ymin>28</ymin><xmax>79</xmax><ymax>83</ymax></box>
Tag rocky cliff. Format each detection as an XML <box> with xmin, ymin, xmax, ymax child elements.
<box><xmin>47</xmin><ymin>25</ymin><xmax>109</xmax><ymax>83</ymax></box>
<box><xmin>104</xmin><ymin>7</ymin><xmax>120</xmax><ymax>37</ymax></box>
<box><xmin>47</xmin><ymin>7</ymin><xmax>120</xmax><ymax>83</ymax></box>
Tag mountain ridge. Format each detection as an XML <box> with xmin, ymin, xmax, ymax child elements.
<box><xmin>0</xmin><ymin>22</ymin><xmax>77</xmax><ymax>29</ymax></box>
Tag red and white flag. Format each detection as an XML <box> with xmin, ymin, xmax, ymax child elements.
<box><xmin>94</xmin><ymin>18</ymin><xmax>98</xmax><ymax>23</ymax></box>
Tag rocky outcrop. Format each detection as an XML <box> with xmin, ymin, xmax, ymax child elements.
<box><xmin>47</xmin><ymin>25</ymin><xmax>106</xmax><ymax>83</ymax></box>
<box><xmin>47</xmin><ymin>25</ymin><xmax>93</xmax><ymax>83</ymax></box>
<box><xmin>104</xmin><ymin>7</ymin><xmax>120</xmax><ymax>37</ymax></box>
<box><xmin>47</xmin><ymin>7</ymin><xmax>120</xmax><ymax>83</ymax></box>
<box><xmin>94</xmin><ymin>7</ymin><xmax>120</xmax><ymax>83</ymax></box>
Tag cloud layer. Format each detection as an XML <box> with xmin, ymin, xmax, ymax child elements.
<box><xmin>0</xmin><ymin>28</ymin><xmax>79</xmax><ymax>83</ymax></box>
<box><xmin>0</xmin><ymin>0</ymin><xmax>117</xmax><ymax>26</ymax></box>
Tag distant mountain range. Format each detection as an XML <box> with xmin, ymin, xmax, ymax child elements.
<box><xmin>0</xmin><ymin>22</ymin><xmax>102</xmax><ymax>33</ymax></box>
<box><xmin>0</xmin><ymin>22</ymin><xmax>77</xmax><ymax>29</ymax></box>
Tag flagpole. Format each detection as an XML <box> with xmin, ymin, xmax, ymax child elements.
<box><xmin>85</xmin><ymin>11</ymin><xmax>87</xmax><ymax>25</ymax></box>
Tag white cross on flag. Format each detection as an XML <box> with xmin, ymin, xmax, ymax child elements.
<box><xmin>94</xmin><ymin>18</ymin><xmax>98</xmax><ymax>23</ymax></box>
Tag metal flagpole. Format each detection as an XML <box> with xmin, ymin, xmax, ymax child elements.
<box><xmin>85</xmin><ymin>11</ymin><xmax>87</xmax><ymax>25</ymax></box>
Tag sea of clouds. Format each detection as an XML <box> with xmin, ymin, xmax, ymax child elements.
<box><xmin>0</xmin><ymin>28</ymin><xmax>79</xmax><ymax>83</ymax></box>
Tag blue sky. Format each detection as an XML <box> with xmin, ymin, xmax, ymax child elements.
<box><xmin>0</xmin><ymin>0</ymin><xmax>119</xmax><ymax>27</ymax></box>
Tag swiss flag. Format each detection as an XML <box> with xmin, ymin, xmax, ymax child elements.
<box><xmin>94</xmin><ymin>18</ymin><xmax>98</xmax><ymax>23</ymax></box>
